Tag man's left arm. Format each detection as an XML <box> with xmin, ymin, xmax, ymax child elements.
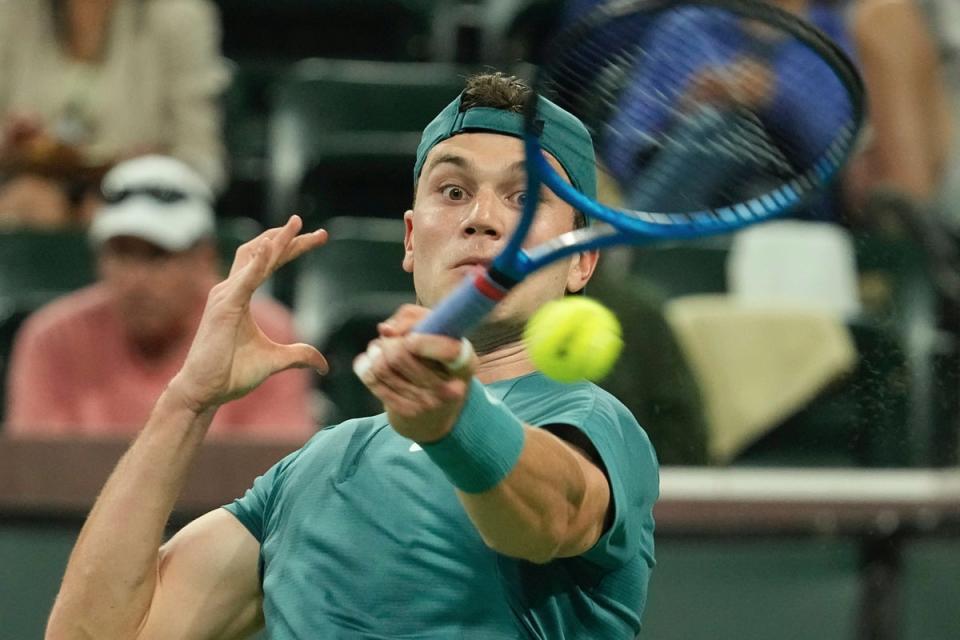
<box><xmin>454</xmin><ymin>421</ymin><xmax>612</xmax><ymax>564</ymax></box>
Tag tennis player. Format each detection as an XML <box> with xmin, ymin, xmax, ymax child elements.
<box><xmin>46</xmin><ymin>72</ymin><xmax>659</xmax><ymax>639</ymax></box>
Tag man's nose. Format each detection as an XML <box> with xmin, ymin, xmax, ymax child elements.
<box><xmin>462</xmin><ymin>188</ymin><xmax>505</xmax><ymax>238</ymax></box>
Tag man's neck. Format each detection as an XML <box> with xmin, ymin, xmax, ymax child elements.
<box><xmin>474</xmin><ymin>341</ymin><xmax>537</xmax><ymax>384</ymax></box>
<box><xmin>470</xmin><ymin>318</ymin><xmax>538</xmax><ymax>383</ymax></box>
<box><xmin>128</xmin><ymin>332</ymin><xmax>185</xmax><ymax>363</ymax></box>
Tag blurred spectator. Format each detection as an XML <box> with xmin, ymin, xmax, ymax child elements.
<box><xmin>3</xmin><ymin>156</ymin><xmax>314</xmax><ymax>441</ymax></box>
<box><xmin>843</xmin><ymin>0</ymin><xmax>953</xmax><ymax>216</ymax></box>
<box><xmin>0</xmin><ymin>0</ymin><xmax>228</xmax><ymax>229</ymax></box>
<box><xmin>919</xmin><ymin>0</ymin><xmax>960</xmax><ymax>229</ymax></box>
<box><xmin>569</xmin><ymin>0</ymin><xmax>951</xmax><ymax>224</ymax></box>
<box><xmin>567</xmin><ymin>0</ymin><xmax>858</xmax><ymax>222</ymax></box>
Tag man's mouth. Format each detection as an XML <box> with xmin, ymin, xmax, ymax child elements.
<box><xmin>452</xmin><ymin>256</ymin><xmax>493</xmax><ymax>270</ymax></box>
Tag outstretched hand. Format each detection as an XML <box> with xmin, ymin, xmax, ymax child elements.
<box><xmin>167</xmin><ymin>215</ymin><xmax>329</xmax><ymax>415</ymax></box>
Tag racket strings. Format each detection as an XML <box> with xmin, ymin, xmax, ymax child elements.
<box><xmin>538</xmin><ymin>3</ymin><xmax>858</xmax><ymax>230</ymax></box>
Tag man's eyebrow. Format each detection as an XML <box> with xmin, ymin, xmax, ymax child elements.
<box><xmin>425</xmin><ymin>153</ymin><xmax>473</xmax><ymax>175</ymax></box>
<box><xmin>505</xmin><ymin>160</ymin><xmax>526</xmax><ymax>176</ymax></box>
<box><xmin>424</xmin><ymin>154</ymin><xmax>533</xmax><ymax>185</ymax></box>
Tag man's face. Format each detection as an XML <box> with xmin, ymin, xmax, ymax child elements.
<box><xmin>403</xmin><ymin>132</ymin><xmax>596</xmax><ymax>331</ymax></box>
<box><xmin>97</xmin><ymin>236</ymin><xmax>213</xmax><ymax>344</ymax></box>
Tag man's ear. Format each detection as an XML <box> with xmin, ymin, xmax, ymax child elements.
<box><xmin>566</xmin><ymin>249</ymin><xmax>599</xmax><ymax>294</ymax></box>
<box><xmin>402</xmin><ymin>209</ymin><xmax>415</xmax><ymax>273</ymax></box>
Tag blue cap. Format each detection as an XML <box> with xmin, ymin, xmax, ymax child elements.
<box><xmin>414</xmin><ymin>93</ymin><xmax>597</xmax><ymax>200</ymax></box>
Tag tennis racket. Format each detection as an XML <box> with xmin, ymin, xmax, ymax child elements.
<box><xmin>415</xmin><ymin>0</ymin><xmax>865</xmax><ymax>338</ymax></box>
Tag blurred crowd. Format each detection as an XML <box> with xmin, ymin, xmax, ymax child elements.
<box><xmin>1</xmin><ymin>0</ymin><xmax>959</xmax><ymax>466</ymax></box>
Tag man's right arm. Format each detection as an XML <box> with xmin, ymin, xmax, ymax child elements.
<box><xmin>45</xmin><ymin>216</ymin><xmax>329</xmax><ymax>639</ymax></box>
<box><xmin>46</xmin><ymin>394</ymin><xmax>263</xmax><ymax>640</ymax></box>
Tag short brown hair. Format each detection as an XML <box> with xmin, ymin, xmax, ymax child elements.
<box><xmin>459</xmin><ymin>72</ymin><xmax>531</xmax><ymax>114</ymax></box>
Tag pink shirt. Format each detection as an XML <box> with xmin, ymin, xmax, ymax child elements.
<box><xmin>4</xmin><ymin>284</ymin><xmax>316</xmax><ymax>442</ymax></box>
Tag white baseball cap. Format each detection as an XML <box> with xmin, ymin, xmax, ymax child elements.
<box><xmin>89</xmin><ymin>155</ymin><xmax>216</xmax><ymax>252</ymax></box>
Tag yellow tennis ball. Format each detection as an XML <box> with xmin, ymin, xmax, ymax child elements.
<box><xmin>524</xmin><ymin>297</ymin><xmax>623</xmax><ymax>383</ymax></box>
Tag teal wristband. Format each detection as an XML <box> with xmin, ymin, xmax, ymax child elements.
<box><xmin>422</xmin><ymin>378</ymin><xmax>526</xmax><ymax>493</ymax></box>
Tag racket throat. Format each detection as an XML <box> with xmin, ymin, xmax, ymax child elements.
<box><xmin>484</xmin><ymin>266</ymin><xmax>519</xmax><ymax>296</ymax></box>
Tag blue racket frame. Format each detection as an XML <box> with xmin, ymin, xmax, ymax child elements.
<box><xmin>415</xmin><ymin>117</ymin><xmax>857</xmax><ymax>340</ymax></box>
<box><xmin>415</xmin><ymin>0</ymin><xmax>864</xmax><ymax>339</ymax></box>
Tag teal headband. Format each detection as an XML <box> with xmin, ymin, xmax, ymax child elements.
<box><xmin>414</xmin><ymin>93</ymin><xmax>597</xmax><ymax>200</ymax></box>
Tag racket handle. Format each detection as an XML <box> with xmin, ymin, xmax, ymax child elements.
<box><xmin>414</xmin><ymin>269</ymin><xmax>508</xmax><ymax>338</ymax></box>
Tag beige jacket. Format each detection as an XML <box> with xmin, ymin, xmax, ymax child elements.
<box><xmin>0</xmin><ymin>0</ymin><xmax>229</xmax><ymax>191</ymax></box>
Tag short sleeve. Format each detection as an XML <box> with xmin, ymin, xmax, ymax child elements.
<box><xmin>575</xmin><ymin>394</ymin><xmax>659</xmax><ymax>570</ymax></box>
<box><xmin>223</xmin><ymin>447</ymin><xmax>304</xmax><ymax>543</ymax></box>
<box><xmin>502</xmin><ymin>376</ymin><xmax>659</xmax><ymax>570</ymax></box>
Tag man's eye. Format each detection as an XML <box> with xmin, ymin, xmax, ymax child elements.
<box><xmin>442</xmin><ymin>185</ymin><xmax>466</xmax><ymax>200</ymax></box>
<box><xmin>510</xmin><ymin>191</ymin><xmax>527</xmax><ymax>207</ymax></box>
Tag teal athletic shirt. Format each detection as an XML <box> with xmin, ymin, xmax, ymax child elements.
<box><xmin>224</xmin><ymin>371</ymin><xmax>659</xmax><ymax>639</ymax></box>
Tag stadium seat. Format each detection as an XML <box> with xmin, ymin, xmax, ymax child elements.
<box><xmin>0</xmin><ymin>229</ymin><xmax>94</xmax><ymax>312</ymax></box>
<box><xmin>733</xmin><ymin>319</ymin><xmax>910</xmax><ymax>467</ymax></box>
<box><xmin>213</xmin><ymin>0</ymin><xmax>435</xmax><ymax>63</ymax></box>
<box><xmin>627</xmin><ymin>227</ymin><xmax>944</xmax><ymax>467</ymax></box>
<box><xmin>218</xmin><ymin>59</ymin><xmax>288</xmax><ymax>223</ymax></box>
<box><xmin>266</xmin><ymin>58</ymin><xmax>466</xmax><ymax>229</ymax></box>
<box><xmin>215</xmin><ymin>216</ymin><xmax>263</xmax><ymax>265</ymax></box>
<box><xmin>901</xmin><ymin>539</ymin><xmax>960</xmax><ymax>639</ymax></box>
<box><xmin>852</xmin><ymin>232</ymin><xmax>948</xmax><ymax>466</ymax></box>
<box><xmin>431</xmin><ymin>0</ymin><xmax>563</xmax><ymax>65</ymax></box>
<box><xmin>0</xmin><ymin>310</ymin><xmax>29</xmax><ymax>425</ymax></box>
<box><xmin>318</xmin><ymin>313</ymin><xmax>399</xmax><ymax>424</ymax></box>
<box><xmin>437</xmin><ymin>0</ymin><xmax>564</xmax><ymax>65</ymax></box>
<box><xmin>496</xmin><ymin>0</ymin><xmax>565</xmax><ymax>64</ymax></box>
<box><xmin>734</xmin><ymin>232</ymin><xmax>942</xmax><ymax>468</ymax></box>
<box><xmin>292</xmin><ymin>216</ymin><xmax>411</xmax><ymax>347</ymax></box>
<box><xmin>644</xmin><ymin>539</ymin><xmax>860</xmax><ymax>640</ymax></box>
<box><xmin>0</xmin><ymin>522</ymin><xmax>80</xmax><ymax>640</ymax></box>
<box><xmin>0</xmin><ymin>230</ymin><xmax>95</xmax><ymax>424</ymax></box>
<box><xmin>629</xmin><ymin>238</ymin><xmax>732</xmax><ymax>299</ymax></box>
<box><xmin>290</xmin><ymin>217</ymin><xmax>413</xmax><ymax>422</ymax></box>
